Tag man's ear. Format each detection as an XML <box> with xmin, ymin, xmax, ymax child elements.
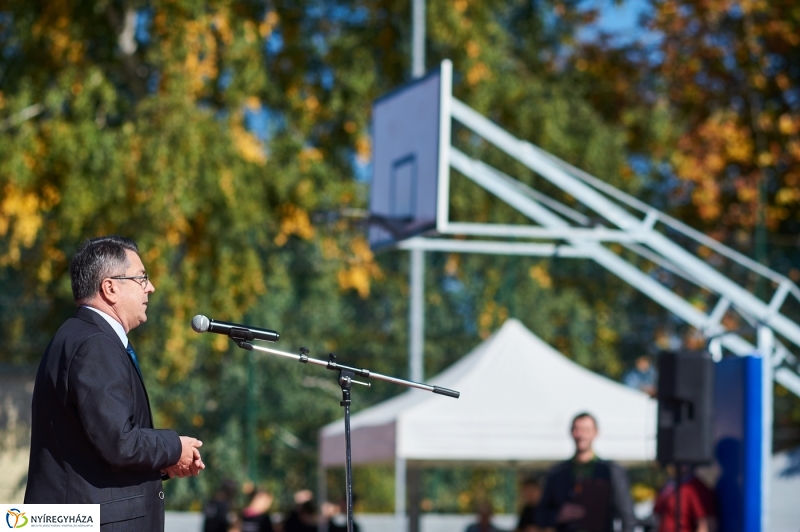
<box><xmin>98</xmin><ymin>278</ymin><xmax>119</xmax><ymax>303</ymax></box>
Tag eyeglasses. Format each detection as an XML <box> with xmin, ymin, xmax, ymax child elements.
<box><xmin>108</xmin><ymin>274</ymin><xmax>150</xmax><ymax>289</ymax></box>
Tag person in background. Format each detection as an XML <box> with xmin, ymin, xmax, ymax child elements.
<box><xmin>653</xmin><ymin>465</ymin><xmax>715</xmax><ymax>532</ymax></box>
<box><xmin>623</xmin><ymin>356</ymin><xmax>657</xmax><ymax>397</ymax></box>
<box><xmin>204</xmin><ymin>480</ymin><xmax>238</xmax><ymax>532</ymax></box>
<box><xmin>537</xmin><ymin>412</ymin><xmax>636</xmax><ymax>532</ymax></box>
<box><xmin>465</xmin><ymin>501</ymin><xmax>500</xmax><ymax>532</ymax></box>
<box><xmin>326</xmin><ymin>495</ymin><xmax>361</xmax><ymax>532</ymax></box>
<box><xmin>242</xmin><ymin>488</ymin><xmax>275</xmax><ymax>532</ymax></box>
<box><xmin>283</xmin><ymin>490</ymin><xmax>319</xmax><ymax>532</ymax></box>
<box><xmin>517</xmin><ymin>476</ymin><xmax>542</xmax><ymax>532</ymax></box>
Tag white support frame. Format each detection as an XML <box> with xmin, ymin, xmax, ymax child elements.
<box><xmin>438</xmin><ymin>97</ymin><xmax>800</xmax><ymax>399</ymax></box>
<box><xmin>435</xmin><ymin>60</ymin><xmax>453</xmax><ymax>234</ymax></box>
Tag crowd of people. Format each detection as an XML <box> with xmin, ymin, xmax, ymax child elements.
<box><xmin>204</xmin><ymin>412</ymin><xmax>715</xmax><ymax>532</ymax></box>
<box><xmin>202</xmin><ymin>485</ymin><xmax>358</xmax><ymax>532</ymax></box>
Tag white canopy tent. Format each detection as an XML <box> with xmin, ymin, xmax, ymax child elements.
<box><xmin>319</xmin><ymin>319</ymin><xmax>657</xmax><ymax>528</ymax></box>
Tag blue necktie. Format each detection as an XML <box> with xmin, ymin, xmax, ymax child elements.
<box><xmin>126</xmin><ymin>342</ymin><xmax>143</xmax><ymax>379</ymax></box>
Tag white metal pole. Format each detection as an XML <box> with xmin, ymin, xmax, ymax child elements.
<box><xmin>395</xmin><ymin>456</ymin><xmax>407</xmax><ymax>532</ymax></box>
<box><xmin>410</xmin><ymin>247</ymin><xmax>425</xmax><ymax>383</ymax></box>
<box><xmin>317</xmin><ymin>459</ymin><xmax>328</xmax><ymax>532</ymax></box>
<box><xmin>758</xmin><ymin>325</ymin><xmax>773</xmax><ymax>532</ymax></box>
<box><xmin>407</xmin><ymin>17</ymin><xmax>426</xmax><ymax>530</ymax></box>
<box><xmin>412</xmin><ymin>0</ymin><xmax>425</xmax><ymax>78</ymax></box>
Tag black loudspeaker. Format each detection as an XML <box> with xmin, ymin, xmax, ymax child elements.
<box><xmin>656</xmin><ymin>350</ymin><xmax>715</xmax><ymax>464</ymax></box>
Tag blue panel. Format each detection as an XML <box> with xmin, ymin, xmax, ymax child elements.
<box><xmin>714</xmin><ymin>356</ymin><xmax>762</xmax><ymax>532</ymax></box>
<box><xmin>742</xmin><ymin>356</ymin><xmax>762</xmax><ymax>532</ymax></box>
<box><xmin>715</xmin><ymin>358</ymin><xmax>745</xmax><ymax>532</ymax></box>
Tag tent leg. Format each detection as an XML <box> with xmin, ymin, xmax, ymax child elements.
<box><xmin>758</xmin><ymin>325</ymin><xmax>773</xmax><ymax>532</ymax></box>
<box><xmin>408</xmin><ymin>466</ymin><xmax>421</xmax><ymax>532</ymax></box>
<box><xmin>395</xmin><ymin>456</ymin><xmax>407</xmax><ymax>532</ymax></box>
<box><xmin>318</xmin><ymin>460</ymin><xmax>328</xmax><ymax>532</ymax></box>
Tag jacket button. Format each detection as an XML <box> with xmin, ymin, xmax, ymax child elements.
<box><xmin>159</xmin><ymin>491</ymin><xmax>165</xmax><ymax>500</ymax></box>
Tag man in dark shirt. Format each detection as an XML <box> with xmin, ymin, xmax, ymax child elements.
<box><xmin>537</xmin><ymin>413</ymin><xmax>635</xmax><ymax>532</ymax></box>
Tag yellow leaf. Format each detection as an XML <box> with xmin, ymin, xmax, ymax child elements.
<box><xmin>466</xmin><ymin>40</ymin><xmax>479</xmax><ymax>58</ymax></box>
<box><xmin>776</xmin><ymin>73</ymin><xmax>791</xmax><ymax>91</ymax></box>
<box><xmin>337</xmin><ymin>267</ymin><xmax>371</xmax><ymax>298</ymax></box>
<box><xmin>260</xmin><ymin>11</ymin><xmax>279</xmax><ymax>38</ymax></box>
<box><xmin>299</xmin><ymin>147</ymin><xmax>323</xmax><ymax>171</ymax></box>
<box><xmin>466</xmin><ymin>62</ymin><xmax>490</xmax><ymax>86</ymax></box>
<box><xmin>778</xmin><ymin>114</ymin><xmax>796</xmax><ymax>135</ymax></box>
<box><xmin>529</xmin><ymin>264</ymin><xmax>552</xmax><ymax>289</ymax></box>
<box><xmin>232</xmin><ymin>123</ymin><xmax>267</xmax><ymax>165</ymax></box>
<box><xmin>776</xmin><ymin>187</ymin><xmax>800</xmax><ymax>205</ymax></box>
<box><xmin>355</xmin><ymin>136</ymin><xmax>371</xmax><ymax>164</ymax></box>
<box><xmin>212</xmin><ymin>11</ymin><xmax>233</xmax><ymax>45</ymax></box>
<box><xmin>444</xmin><ymin>254</ymin><xmax>460</xmax><ymax>276</ymax></box>
<box><xmin>305</xmin><ymin>95</ymin><xmax>320</xmax><ymax>113</ymax></box>
<box><xmin>274</xmin><ymin>204</ymin><xmax>315</xmax><ymax>246</ymax></box>
<box><xmin>335</xmin><ymin>236</ymin><xmax>383</xmax><ymax>298</ymax></box>
<box><xmin>0</xmin><ymin>183</ymin><xmax>48</xmax><ymax>267</ymax></box>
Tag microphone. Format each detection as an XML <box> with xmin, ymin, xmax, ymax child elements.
<box><xmin>191</xmin><ymin>315</ymin><xmax>280</xmax><ymax>343</ymax></box>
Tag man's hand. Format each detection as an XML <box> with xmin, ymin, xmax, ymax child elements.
<box><xmin>162</xmin><ymin>436</ymin><xmax>205</xmax><ymax>478</ymax></box>
<box><xmin>555</xmin><ymin>502</ymin><xmax>585</xmax><ymax>523</ymax></box>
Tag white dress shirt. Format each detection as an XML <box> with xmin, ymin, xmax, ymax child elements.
<box><xmin>82</xmin><ymin>305</ymin><xmax>129</xmax><ymax>348</ymax></box>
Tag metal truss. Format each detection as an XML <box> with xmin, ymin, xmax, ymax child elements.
<box><xmin>397</xmin><ymin>96</ymin><xmax>800</xmax><ymax>398</ymax></box>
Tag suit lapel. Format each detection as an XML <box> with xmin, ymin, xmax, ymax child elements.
<box><xmin>74</xmin><ymin>307</ymin><xmax>156</xmax><ymax>427</ymax></box>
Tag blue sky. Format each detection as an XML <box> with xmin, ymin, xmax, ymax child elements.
<box><xmin>579</xmin><ymin>0</ymin><xmax>654</xmax><ymax>44</ymax></box>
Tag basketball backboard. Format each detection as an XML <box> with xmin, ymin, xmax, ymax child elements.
<box><xmin>368</xmin><ymin>60</ymin><xmax>452</xmax><ymax>249</ymax></box>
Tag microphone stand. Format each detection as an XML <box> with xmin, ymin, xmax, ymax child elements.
<box><xmin>230</xmin><ymin>334</ymin><xmax>460</xmax><ymax>532</ymax></box>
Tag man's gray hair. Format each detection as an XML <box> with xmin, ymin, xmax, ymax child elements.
<box><xmin>70</xmin><ymin>236</ymin><xmax>139</xmax><ymax>302</ymax></box>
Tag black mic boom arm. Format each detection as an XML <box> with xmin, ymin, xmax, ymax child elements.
<box><xmin>237</xmin><ymin>342</ymin><xmax>460</xmax><ymax>399</ymax></box>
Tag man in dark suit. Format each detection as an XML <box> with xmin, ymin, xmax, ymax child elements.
<box><xmin>537</xmin><ymin>413</ymin><xmax>635</xmax><ymax>532</ymax></box>
<box><xmin>25</xmin><ymin>235</ymin><xmax>205</xmax><ymax>531</ymax></box>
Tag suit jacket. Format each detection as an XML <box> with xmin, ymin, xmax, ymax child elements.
<box><xmin>536</xmin><ymin>458</ymin><xmax>636</xmax><ymax>532</ymax></box>
<box><xmin>25</xmin><ymin>307</ymin><xmax>182</xmax><ymax>531</ymax></box>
